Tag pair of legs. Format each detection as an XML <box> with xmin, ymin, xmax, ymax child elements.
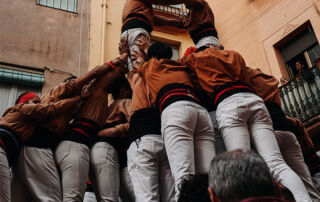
<box><xmin>161</xmin><ymin>101</ymin><xmax>215</xmax><ymax>200</ymax></box>
<box><xmin>0</xmin><ymin>147</ymin><xmax>10</xmax><ymax>202</ymax></box>
<box><xmin>12</xmin><ymin>146</ymin><xmax>62</xmax><ymax>202</ymax></box>
<box><xmin>127</xmin><ymin>135</ymin><xmax>175</xmax><ymax>202</ymax></box>
<box><xmin>55</xmin><ymin>140</ymin><xmax>90</xmax><ymax>202</ymax></box>
<box><xmin>216</xmin><ymin>92</ymin><xmax>311</xmax><ymax>202</ymax></box>
<box><xmin>90</xmin><ymin>142</ymin><xmax>135</xmax><ymax>202</ymax></box>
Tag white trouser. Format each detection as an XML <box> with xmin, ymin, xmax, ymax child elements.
<box><xmin>91</xmin><ymin>142</ymin><xmax>120</xmax><ymax>202</ymax></box>
<box><xmin>209</xmin><ymin>111</ymin><xmax>226</xmax><ymax>155</ymax></box>
<box><xmin>209</xmin><ymin>123</ymin><xmax>320</xmax><ymax>202</ymax></box>
<box><xmin>120</xmin><ymin>167</ymin><xmax>135</xmax><ymax>202</ymax></box>
<box><xmin>13</xmin><ymin>146</ymin><xmax>62</xmax><ymax>202</ymax></box>
<box><xmin>161</xmin><ymin>101</ymin><xmax>215</xmax><ymax>200</ymax></box>
<box><xmin>120</xmin><ymin>28</ymin><xmax>150</xmax><ymax>70</ymax></box>
<box><xmin>127</xmin><ymin>135</ymin><xmax>175</xmax><ymax>202</ymax></box>
<box><xmin>55</xmin><ymin>140</ymin><xmax>90</xmax><ymax>202</ymax></box>
<box><xmin>275</xmin><ymin>131</ymin><xmax>320</xmax><ymax>202</ymax></box>
<box><xmin>216</xmin><ymin>92</ymin><xmax>311</xmax><ymax>202</ymax></box>
<box><xmin>0</xmin><ymin>147</ymin><xmax>10</xmax><ymax>202</ymax></box>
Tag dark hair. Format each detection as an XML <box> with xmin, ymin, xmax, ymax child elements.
<box><xmin>208</xmin><ymin>150</ymin><xmax>276</xmax><ymax>202</ymax></box>
<box><xmin>178</xmin><ymin>174</ymin><xmax>211</xmax><ymax>202</ymax></box>
<box><xmin>146</xmin><ymin>42</ymin><xmax>172</xmax><ymax>61</ymax></box>
<box><xmin>64</xmin><ymin>75</ymin><xmax>77</xmax><ymax>82</ymax></box>
<box><xmin>111</xmin><ymin>76</ymin><xmax>132</xmax><ymax>100</ymax></box>
<box><xmin>15</xmin><ymin>92</ymin><xmax>31</xmax><ymax>105</ymax></box>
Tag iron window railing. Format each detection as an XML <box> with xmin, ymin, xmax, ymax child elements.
<box><xmin>280</xmin><ymin>67</ymin><xmax>320</xmax><ymax>125</ymax></box>
<box><xmin>37</xmin><ymin>0</ymin><xmax>78</xmax><ymax>13</ymax></box>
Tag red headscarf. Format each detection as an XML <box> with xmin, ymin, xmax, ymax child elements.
<box><xmin>184</xmin><ymin>47</ymin><xmax>198</xmax><ymax>57</ymax></box>
<box><xmin>17</xmin><ymin>92</ymin><xmax>39</xmax><ymax>104</ymax></box>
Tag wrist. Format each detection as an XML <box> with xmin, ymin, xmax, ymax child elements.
<box><xmin>105</xmin><ymin>61</ymin><xmax>116</xmax><ymax>69</ymax></box>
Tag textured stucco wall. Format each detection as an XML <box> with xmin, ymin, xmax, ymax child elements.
<box><xmin>0</xmin><ymin>0</ymin><xmax>90</xmax><ymax>93</ymax></box>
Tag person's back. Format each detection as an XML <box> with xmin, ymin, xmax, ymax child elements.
<box><xmin>208</xmin><ymin>150</ymin><xmax>283</xmax><ymax>202</ymax></box>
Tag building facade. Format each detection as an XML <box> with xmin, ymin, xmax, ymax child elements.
<box><xmin>211</xmin><ymin>0</ymin><xmax>320</xmax><ymax>139</ymax></box>
<box><xmin>89</xmin><ymin>0</ymin><xmax>320</xmax><ymax>140</ymax></box>
<box><xmin>0</xmin><ymin>0</ymin><xmax>90</xmax><ymax>114</ymax></box>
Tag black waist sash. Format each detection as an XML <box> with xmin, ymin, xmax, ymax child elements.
<box><xmin>24</xmin><ymin>127</ymin><xmax>61</xmax><ymax>150</ymax></box>
<box><xmin>156</xmin><ymin>83</ymin><xmax>202</xmax><ymax>114</ymax></box>
<box><xmin>64</xmin><ymin>118</ymin><xmax>100</xmax><ymax>147</ymax></box>
<box><xmin>0</xmin><ymin>126</ymin><xmax>21</xmax><ymax>166</ymax></box>
<box><xmin>212</xmin><ymin>82</ymin><xmax>256</xmax><ymax>108</ymax></box>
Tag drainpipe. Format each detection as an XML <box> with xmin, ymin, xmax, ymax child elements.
<box><xmin>101</xmin><ymin>0</ymin><xmax>107</xmax><ymax>64</ymax></box>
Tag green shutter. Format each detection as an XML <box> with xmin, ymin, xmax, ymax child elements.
<box><xmin>0</xmin><ymin>66</ymin><xmax>44</xmax><ymax>87</ymax></box>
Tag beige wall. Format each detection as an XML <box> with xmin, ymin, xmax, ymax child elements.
<box><xmin>209</xmin><ymin>0</ymin><xmax>320</xmax><ymax>81</ymax></box>
<box><xmin>89</xmin><ymin>0</ymin><xmax>320</xmax><ymax>82</ymax></box>
<box><xmin>0</xmin><ymin>0</ymin><xmax>90</xmax><ymax>93</ymax></box>
<box><xmin>89</xmin><ymin>0</ymin><xmax>194</xmax><ymax>70</ymax></box>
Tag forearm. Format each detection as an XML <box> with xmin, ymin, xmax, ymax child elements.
<box><xmin>98</xmin><ymin>127</ymin><xmax>120</xmax><ymax>138</ymax></box>
<box><xmin>115</xmin><ymin>123</ymin><xmax>129</xmax><ymax>137</ymax></box>
<box><xmin>75</xmin><ymin>64</ymin><xmax>113</xmax><ymax>89</ymax></box>
<box><xmin>52</xmin><ymin>95</ymin><xmax>82</xmax><ymax>114</ymax></box>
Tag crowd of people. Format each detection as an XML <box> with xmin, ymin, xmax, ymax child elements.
<box><xmin>1</xmin><ymin>0</ymin><xmax>320</xmax><ymax>201</ymax></box>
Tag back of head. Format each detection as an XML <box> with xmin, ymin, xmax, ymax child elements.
<box><xmin>178</xmin><ymin>174</ymin><xmax>211</xmax><ymax>202</ymax></box>
<box><xmin>208</xmin><ymin>150</ymin><xmax>276</xmax><ymax>202</ymax></box>
<box><xmin>111</xmin><ymin>75</ymin><xmax>132</xmax><ymax>100</ymax></box>
<box><xmin>146</xmin><ymin>42</ymin><xmax>172</xmax><ymax>61</ymax></box>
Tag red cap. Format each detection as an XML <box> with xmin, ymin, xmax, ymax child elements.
<box><xmin>18</xmin><ymin>92</ymin><xmax>39</xmax><ymax>104</ymax></box>
<box><xmin>184</xmin><ymin>47</ymin><xmax>197</xmax><ymax>57</ymax></box>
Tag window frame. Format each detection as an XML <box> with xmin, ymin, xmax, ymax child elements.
<box><xmin>36</xmin><ymin>0</ymin><xmax>78</xmax><ymax>13</ymax></box>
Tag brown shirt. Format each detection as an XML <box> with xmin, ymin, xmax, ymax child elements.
<box><xmin>180</xmin><ymin>47</ymin><xmax>247</xmax><ymax>93</ymax></box>
<box><xmin>247</xmin><ymin>68</ymin><xmax>281</xmax><ymax>105</ymax></box>
<box><xmin>106</xmin><ymin>99</ymin><xmax>132</xmax><ymax>136</ymax></box>
<box><xmin>76</xmin><ymin>65</ymin><xmax>123</xmax><ymax>127</ymax></box>
<box><xmin>128</xmin><ymin>67</ymin><xmax>154</xmax><ymax>112</ymax></box>
<box><xmin>138</xmin><ymin>58</ymin><xmax>194</xmax><ymax>101</ymax></box>
<box><xmin>41</xmin><ymin>80</ymin><xmax>80</xmax><ymax>136</ymax></box>
<box><xmin>122</xmin><ymin>0</ymin><xmax>153</xmax><ymax>25</ymax></box>
<box><xmin>184</xmin><ymin>0</ymin><xmax>215</xmax><ymax>33</ymax></box>
<box><xmin>0</xmin><ymin>100</ymin><xmax>76</xmax><ymax>142</ymax></box>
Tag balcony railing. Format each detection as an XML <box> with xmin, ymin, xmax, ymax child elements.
<box><xmin>152</xmin><ymin>4</ymin><xmax>189</xmax><ymax>16</ymax></box>
<box><xmin>280</xmin><ymin>67</ymin><xmax>320</xmax><ymax>126</ymax></box>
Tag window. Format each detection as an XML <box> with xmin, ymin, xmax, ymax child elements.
<box><xmin>0</xmin><ymin>65</ymin><xmax>44</xmax><ymax>115</ymax></box>
<box><xmin>280</xmin><ymin>25</ymin><xmax>320</xmax><ymax>79</ymax></box>
<box><xmin>37</xmin><ymin>0</ymin><xmax>78</xmax><ymax>13</ymax></box>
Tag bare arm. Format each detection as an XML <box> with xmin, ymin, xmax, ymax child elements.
<box><xmin>97</xmin><ymin>124</ymin><xmax>129</xmax><ymax>138</ymax></box>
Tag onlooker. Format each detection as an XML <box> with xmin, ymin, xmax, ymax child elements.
<box><xmin>295</xmin><ymin>61</ymin><xmax>313</xmax><ymax>81</ymax></box>
<box><xmin>208</xmin><ymin>150</ymin><xmax>283</xmax><ymax>202</ymax></box>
